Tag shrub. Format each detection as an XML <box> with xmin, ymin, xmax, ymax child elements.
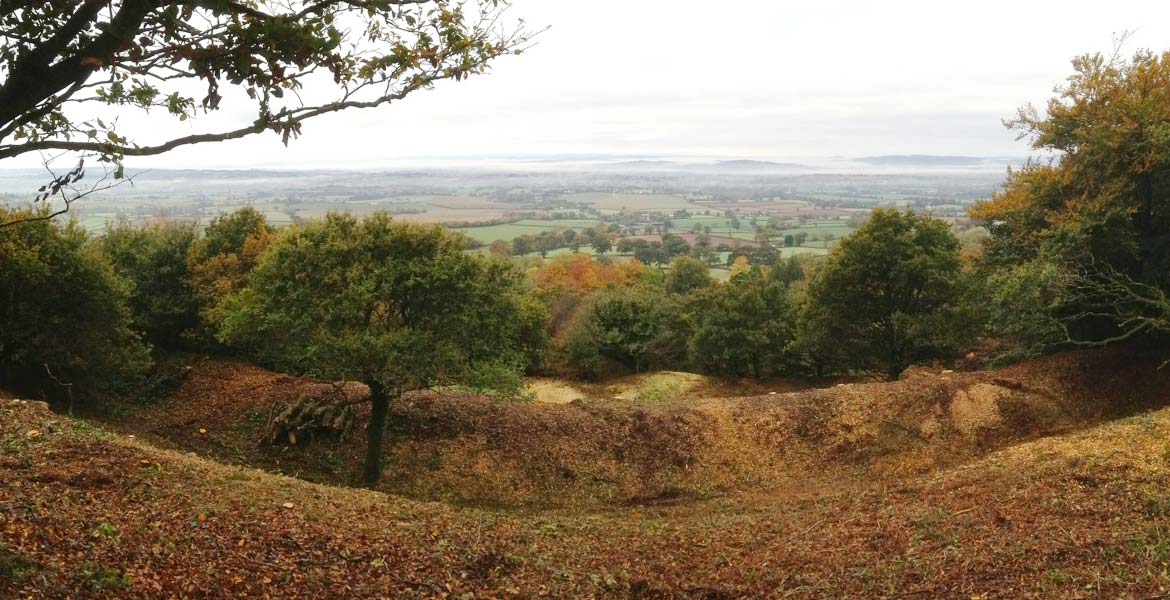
<box><xmin>97</xmin><ymin>219</ymin><xmax>199</xmax><ymax>349</ymax></box>
<box><xmin>799</xmin><ymin>209</ymin><xmax>972</xmax><ymax>380</ymax></box>
<box><xmin>688</xmin><ymin>272</ymin><xmax>796</xmax><ymax>377</ymax></box>
<box><xmin>0</xmin><ymin>210</ymin><xmax>150</xmax><ymax>401</ymax></box>
<box><xmin>563</xmin><ymin>286</ymin><xmax>665</xmax><ymax>375</ymax></box>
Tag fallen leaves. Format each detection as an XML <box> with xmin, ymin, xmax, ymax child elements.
<box><xmin>4</xmin><ymin>348</ymin><xmax>1170</xmax><ymax>598</ymax></box>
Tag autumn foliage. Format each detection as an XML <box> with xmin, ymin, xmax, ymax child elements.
<box><xmin>529</xmin><ymin>253</ymin><xmax>645</xmax><ymax>297</ymax></box>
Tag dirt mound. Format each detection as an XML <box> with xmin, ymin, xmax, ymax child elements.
<box><xmin>93</xmin><ymin>358</ymin><xmax>369</xmax><ymax>466</ymax></box>
<box><xmin>94</xmin><ymin>347</ymin><xmax>1170</xmax><ymax>508</ymax></box>
<box><xmin>9</xmin><ymin>381</ymin><xmax>1170</xmax><ymax>597</ymax></box>
<box><xmin>525</xmin><ymin>371</ymin><xmax>806</xmax><ymax>405</ymax></box>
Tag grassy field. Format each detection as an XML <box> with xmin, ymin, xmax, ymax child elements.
<box><xmin>776</xmin><ymin>224</ymin><xmax>855</xmax><ymax>237</ymax></box>
<box><xmin>451</xmin><ymin>219</ymin><xmax>601</xmax><ymax>243</ymax></box>
<box><xmin>560</xmin><ymin>192</ymin><xmax>703</xmax><ymax>212</ymax></box>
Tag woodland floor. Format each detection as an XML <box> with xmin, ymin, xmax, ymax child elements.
<box><xmin>4</xmin><ymin>348</ymin><xmax>1170</xmax><ymax>598</ymax></box>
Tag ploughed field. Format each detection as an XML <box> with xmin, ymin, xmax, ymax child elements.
<box><xmin>4</xmin><ymin>347</ymin><xmax>1170</xmax><ymax>598</ymax></box>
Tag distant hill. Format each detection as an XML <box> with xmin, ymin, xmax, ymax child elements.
<box><xmin>601</xmin><ymin>160</ymin><xmax>683</xmax><ymax>169</ymax></box>
<box><xmin>714</xmin><ymin>159</ymin><xmax>808</xmax><ymax>170</ymax></box>
<box><xmin>600</xmin><ymin>159</ymin><xmax>812</xmax><ymax>173</ymax></box>
<box><xmin>858</xmin><ymin>155</ymin><xmax>987</xmax><ymax>166</ymax></box>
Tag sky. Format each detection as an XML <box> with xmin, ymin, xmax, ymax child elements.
<box><xmin>16</xmin><ymin>0</ymin><xmax>1170</xmax><ymax>169</ymax></box>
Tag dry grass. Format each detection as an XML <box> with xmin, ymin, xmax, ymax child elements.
<box><xmin>529</xmin><ymin>371</ymin><xmax>824</xmax><ymax>406</ymax></box>
<box><xmin>85</xmin><ymin>347</ymin><xmax>1170</xmax><ymax>509</ymax></box>
<box><xmin>6</xmin><ymin>347</ymin><xmax>1169</xmax><ymax>597</ymax></box>
<box><xmin>5</xmin><ymin>363</ymin><xmax>1170</xmax><ymax>597</ymax></box>
<box><xmin>524</xmin><ymin>378</ymin><xmax>585</xmax><ymax>404</ymax></box>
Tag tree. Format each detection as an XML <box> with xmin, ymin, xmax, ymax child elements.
<box><xmin>528</xmin><ymin>253</ymin><xmax>646</xmax><ymax>342</ymax></box>
<box><xmin>970</xmin><ymin>48</ymin><xmax>1170</xmax><ymax>347</ymax></box>
<box><xmin>633</xmin><ymin>241</ymin><xmax>668</xmax><ymax>267</ymax></box>
<box><xmin>0</xmin><ymin>208</ymin><xmax>150</xmax><ymax>403</ymax></box>
<box><xmin>728</xmin><ymin>255</ymin><xmax>752</xmax><ymax>279</ymax></box>
<box><xmin>661</xmin><ymin>233</ymin><xmax>690</xmax><ymax>258</ymax></box>
<box><xmin>563</xmin><ymin>286</ymin><xmax>664</xmax><ymax>375</ymax></box>
<box><xmin>489</xmin><ymin>240</ymin><xmax>511</xmax><ymax>256</ymax></box>
<box><xmin>216</xmin><ymin>213</ymin><xmax>545</xmax><ymax>485</ymax></box>
<box><xmin>186</xmin><ymin>207</ymin><xmax>273</xmax><ymax>333</ymax></box>
<box><xmin>665</xmin><ymin>256</ymin><xmax>712</xmax><ymax>294</ymax></box>
<box><xmin>98</xmin><ymin>219</ymin><xmax>199</xmax><ymax>349</ymax></box>
<box><xmin>530</xmin><ymin>253</ymin><xmax>644</xmax><ymax>297</ymax></box>
<box><xmin>772</xmin><ymin>255</ymin><xmax>805</xmax><ymax>286</ymax></box>
<box><xmin>800</xmin><ymin>209</ymin><xmax>971</xmax><ymax>380</ymax></box>
<box><xmin>977</xmin><ymin>259</ymin><xmax>1070</xmax><ymax>363</ymax></box>
<box><xmin>592</xmin><ymin>235</ymin><xmax>612</xmax><ymax>255</ymax></box>
<box><xmin>689</xmin><ymin>272</ymin><xmax>794</xmax><ymax>378</ymax></box>
<box><xmin>690</xmin><ymin>233</ymin><xmax>715</xmax><ymax>264</ymax></box>
<box><xmin>0</xmin><ymin>1</ymin><xmax>531</xmax><ymax>227</ymax></box>
<box><xmin>535</xmin><ymin>233</ymin><xmax>559</xmax><ymax>257</ymax></box>
<box><xmin>511</xmin><ymin>235</ymin><xmax>534</xmax><ymax>256</ymax></box>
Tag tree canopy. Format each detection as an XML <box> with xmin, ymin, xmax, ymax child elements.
<box><xmin>688</xmin><ymin>270</ymin><xmax>794</xmax><ymax>378</ymax></box>
<box><xmin>0</xmin><ymin>0</ymin><xmax>530</xmax><ymax>226</ymax></box>
<box><xmin>970</xmin><ymin>48</ymin><xmax>1170</xmax><ymax>349</ymax></box>
<box><xmin>800</xmin><ymin>209</ymin><xmax>970</xmax><ymax>380</ymax></box>
<box><xmin>563</xmin><ymin>285</ymin><xmax>665</xmax><ymax>376</ymax></box>
<box><xmin>215</xmin><ymin>212</ymin><xmax>545</xmax><ymax>483</ymax></box>
<box><xmin>0</xmin><ymin>208</ymin><xmax>150</xmax><ymax>402</ymax></box>
<box><xmin>99</xmin><ymin>219</ymin><xmax>199</xmax><ymax>349</ymax></box>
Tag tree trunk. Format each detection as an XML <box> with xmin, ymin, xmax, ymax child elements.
<box><xmin>363</xmin><ymin>380</ymin><xmax>391</xmax><ymax>487</ymax></box>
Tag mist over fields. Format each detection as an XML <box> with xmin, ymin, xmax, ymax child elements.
<box><xmin>0</xmin><ymin>154</ymin><xmax>1013</xmax><ymax>233</ymax></box>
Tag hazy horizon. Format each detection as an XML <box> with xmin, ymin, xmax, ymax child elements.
<box><xmin>6</xmin><ymin>0</ymin><xmax>1169</xmax><ymax>171</ymax></box>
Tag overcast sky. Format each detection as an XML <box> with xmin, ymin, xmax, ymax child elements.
<box><xmin>20</xmin><ymin>0</ymin><xmax>1170</xmax><ymax>169</ymax></box>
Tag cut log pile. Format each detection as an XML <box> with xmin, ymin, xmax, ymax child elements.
<box><xmin>265</xmin><ymin>393</ymin><xmax>355</xmax><ymax>446</ymax></box>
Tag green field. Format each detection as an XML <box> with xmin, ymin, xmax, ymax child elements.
<box><xmin>450</xmin><ymin>218</ymin><xmax>601</xmax><ymax>243</ymax></box>
<box><xmin>669</xmin><ymin>216</ymin><xmax>738</xmax><ymax>228</ymax></box>
<box><xmin>451</xmin><ymin>223</ymin><xmax>557</xmax><ymax>243</ymax></box>
<box><xmin>561</xmin><ymin>192</ymin><xmax>703</xmax><ymax>212</ymax></box>
<box><xmin>511</xmin><ymin>219</ymin><xmax>600</xmax><ymax>228</ymax></box>
<box><xmin>777</xmin><ymin>224</ymin><xmax>854</xmax><ymax>237</ymax></box>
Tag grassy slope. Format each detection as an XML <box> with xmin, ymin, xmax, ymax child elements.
<box><xmin>4</xmin><ymin>348</ymin><xmax>1170</xmax><ymax>598</ymax></box>
<box><xmin>89</xmin><ymin>348</ymin><xmax>1170</xmax><ymax>509</ymax></box>
<box><xmin>4</xmin><ymin>386</ymin><xmax>1170</xmax><ymax>597</ymax></box>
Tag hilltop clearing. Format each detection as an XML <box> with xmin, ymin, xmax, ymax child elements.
<box><xmin>87</xmin><ymin>347</ymin><xmax>1170</xmax><ymax>510</ymax></box>
<box><xmin>4</xmin><ymin>349</ymin><xmax>1170</xmax><ymax>597</ymax></box>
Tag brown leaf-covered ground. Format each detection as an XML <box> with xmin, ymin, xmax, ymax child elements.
<box><xmin>91</xmin><ymin>348</ymin><xmax>1170</xmax><ymax>509</ymax></box>
<box><xmin>3</xmin><ymin>348</ymin><xmax>1170</xmax><ymax>598</ymax></box>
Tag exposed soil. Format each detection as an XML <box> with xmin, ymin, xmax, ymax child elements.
<box><xmin>89</xmin><ymin>347</ymin><xmax>1170</xmax><ymax>508</ymax></box>
<box><xmin>4</xmin><ymin>347</ymin><xmax>1170</xmax><ymax>597</ymax></box>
